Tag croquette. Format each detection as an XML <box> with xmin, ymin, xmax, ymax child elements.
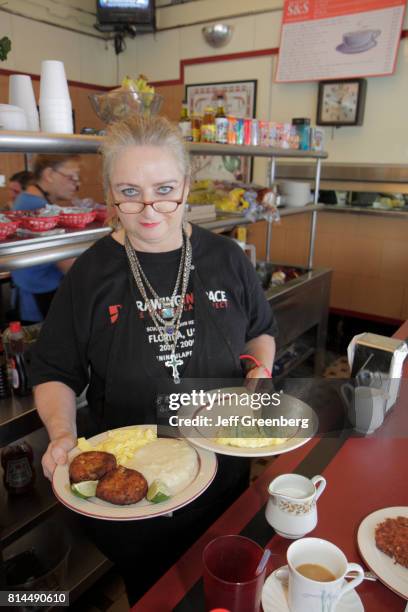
<box><xmin>69</xmin><ymin>451</ymin><xmax>117</xmax><ymax>484</ymax></box>
<box><xmin>96</xmin><ymin>466</ymin><xmax>148</xmax><ymax>505</ymax></box>
<box><xmin>375</xmin><ymin>516</ymin><xmax>408</xmax><ymax>568</ymax></box>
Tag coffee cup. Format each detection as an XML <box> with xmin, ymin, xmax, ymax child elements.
<box><xmin>276</xmin><ymin>538</ymin><xmax>364</xmax><ymax>612</ymax></box>
<box><xmin>341</xmin><ymin>383</ymin><xmax>386</xmax><ymax>434</ymax></box>
<box><xmin>343</xmin><ymin>29</ymin><xmax>380</xmax><ymax>49</ymax></box>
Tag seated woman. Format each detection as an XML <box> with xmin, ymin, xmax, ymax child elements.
<box><xmin>12</xmin><ymin>154</ymin><xmax>80</xmax><ymax>322</ymax></box>
<box><xmin>32</xmin><ymin>115</ymin><xmax>277</xmax><ymax>605</ymax></box>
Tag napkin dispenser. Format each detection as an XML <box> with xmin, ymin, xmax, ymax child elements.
<box><xmin>347</xmin><ymin>333</ymin><xmax>408</xmax><ymax>412</ymax></box>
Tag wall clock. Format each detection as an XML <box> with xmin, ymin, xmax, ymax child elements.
<box><xmin>316</xmin><ymin>79</ymin><xmax>367</xmax><ymax>126</ymax></box>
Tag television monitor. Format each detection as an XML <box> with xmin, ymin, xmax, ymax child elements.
<box><xmin>97</xmin><ymin>0</ymin><xmax>155</xmax><ymax>27</ymax></box>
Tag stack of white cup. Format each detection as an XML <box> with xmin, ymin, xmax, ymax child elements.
<box><xmin>39</xmin><ymin>60</ymin><xmax>73</xmax><ymax>133</ymax></box>
<box><xmin>8</xmin><ymin>75</ymin><xmax>39</xmax><ymax>131</ymax></box>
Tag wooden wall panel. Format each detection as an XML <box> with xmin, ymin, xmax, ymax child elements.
<box><xmin>155</xmin><ymin>83</ymin><xmax>184</xmax><ymax>122</ymax></box>
<box><xmin>247</xmin><ymin>211</ymin><xmax>408</xmax><ymax>321</ymax></box>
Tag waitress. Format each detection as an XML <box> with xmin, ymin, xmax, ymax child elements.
<box><xmin>32</xmin><ymin>115</ymin><xmax>277</xmax><ymax>604</ymax></box>
<box><xmin>12</xmin><ymin>154</ymin><xmax>80</xmax><ymax>322</ymax></box>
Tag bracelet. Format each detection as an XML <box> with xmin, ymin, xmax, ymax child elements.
<box><xmin>239</xmin><ymin>354</ymin><xmax>272</xmax><ymax>378</ymax></box>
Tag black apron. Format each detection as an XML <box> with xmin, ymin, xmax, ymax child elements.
<box><xmin>81</xmin><ymin>262</ymin><xmax>251</xmax><ymax>603</ymax></box>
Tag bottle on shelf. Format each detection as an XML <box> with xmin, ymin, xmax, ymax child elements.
<box><xmin>1</xmin><ymin>440</ymin><xmax>36</xmax><ymax>495</ymax></box>
<box><xmin>3</xmin><ymin>321</ymin><xmax>31</xmax><ymax>396</ymax></box>
<box><xmin>0</xmin><ymin>339</ymin><xmax>11</xmax><ymax>399</ymax></box>
<box><xmin>215</xmin><ymin>95</ymin><xmax>228</xmax><ymax>144</ymax></box>
<box><xmin>191</xmin><ymin>113</ymin><xmax>202</xmax><ymax>142</ymax></box>
<box><xmin>178</xmin><ymin>100</ymin><xmax>192</xmax><ymax>142</ymax></box>
<box><xmin>201</xmin><ymin>106</ymin><xmax>216</xmax><ymax>143</ymax></box>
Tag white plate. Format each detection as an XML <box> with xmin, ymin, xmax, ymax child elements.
<box><xmin>357</xmin><ymin>506</ymin><xmax>408</xmax><ymax>600</ymax></box>
<box><xmin>178</xmin><ymin>388</ymin><xmax>318</xmax><ymax>458</ymax></box>
<box><xmin>53</xmin><ymin>425</ymin><xmax>217</xmax><ymax>521</ymax></box>
<box><xmin>262</xmin><ymin>568</ymin><xmax>364</xmax><ymax>612</ymax></box>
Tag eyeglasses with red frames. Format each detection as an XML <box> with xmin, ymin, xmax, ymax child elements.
<box><xmin>111</xmin><ymin>181</ymin><xmax>187</xmax><ymax>214</ymax></box>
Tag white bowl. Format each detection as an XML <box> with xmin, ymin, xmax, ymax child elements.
<box><xmin>0</xmin><ymin>104</ymin><xmax>28</xmax><ymax>130</ymax></box>
<box><xmin>280</xmin><ymin>180</ymin><xmax>311</xmax><ymax>195</ymax></box>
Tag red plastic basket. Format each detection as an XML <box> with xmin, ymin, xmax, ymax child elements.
<box><xmin>0</xmin><ymin>221</ymin><xmax>18</xmax><ymax>240</ymax></box>
<box><xmin>4</xmin><ymin>210</ymin><xmax>28</xmax><ymax>220</ymax></box>
<box><xmin>58</xmin><ymin>210</ymin><xmax>96</xmax><ymax>229</ymax></box>
<box><xmin>94</xmin><ymin>208</ymin><xmax>108</xmax><ymax>223</ymax></box>
<box><xmin>20</xmin><ymin>216</ymin><xmax>60</xmax><ymax>232</ymax></box>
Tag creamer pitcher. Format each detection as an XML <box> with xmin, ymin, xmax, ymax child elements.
<box><xmin>265</xmin><ymin>473</ymin><xmax>326</xmax><ymax>539</ymax></box>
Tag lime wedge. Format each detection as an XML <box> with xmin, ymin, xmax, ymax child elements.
<box><xmin>147</xmin><ymin>479</ymin><xmax>171</xmax><ymax>504</ymax></box>
<box><xmin>71</xmin><ymin>480</ymin><xmax>98</xmax><ymax>499</ymax></box>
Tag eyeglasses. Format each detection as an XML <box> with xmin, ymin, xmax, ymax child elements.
<box><xmin>112</xmin><ymin>182</ymin><xmax>186</xmax><ymax>215</ymax></box>
<box><xmin>54</xmin><ymin>169</ymin><xmax>81</xmax><ymax>184</ymax></box>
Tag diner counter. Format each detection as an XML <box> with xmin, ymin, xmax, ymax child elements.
<box><xmin>132</xmin><ymin>320</ymin><xmax>408</xmax><ymax>612</ymax></box>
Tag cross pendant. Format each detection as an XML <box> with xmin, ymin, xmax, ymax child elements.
<box><xmin>165</xmin><ymin>353</ymin><xmax>183</xmax><ymax>384</ymax></box>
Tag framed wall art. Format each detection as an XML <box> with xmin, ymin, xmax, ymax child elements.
<box><xmin>186</xmin><ymin>80</ymin><xmax>257</xmax><ymax>182</ymax></box>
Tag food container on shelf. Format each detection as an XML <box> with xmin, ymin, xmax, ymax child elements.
<box><xmin>0</xmin><ymin>222</ymin><xmax>17</xmax><ymax>241</ymax></box>
<box><xmin>20</xmin><ymin>215</ymin><xmax>60</xmax><ymax>232</ymax></box>
<box><xmin>58</xmin><ymin>208</ymin><xmax>96</xmax><ymax>228</ymax></box>
<box><xmin>89</xmin><ymin>90</ymin><xmax>163</xmax><ymax>123</ymax></box>
<box><xmin>94</xmin><ymin>206</ymin><xmax>108</xmax><ymax>222</ymax></box>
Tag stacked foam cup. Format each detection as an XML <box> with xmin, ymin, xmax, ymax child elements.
<box><xmin>8</xmin><ymin>75</ymin><xmax>39</xmax><ymax>131</ymax></box>
<box><xmin>39</xmin><ymin>60</ymin><xmax>73</xmax><ymax>133</ymax></box>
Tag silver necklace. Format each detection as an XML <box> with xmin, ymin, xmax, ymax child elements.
<box><xmin>125</xmin><ymin>230</ymin><xmax>193</xmax><ymax>384</ymax></box>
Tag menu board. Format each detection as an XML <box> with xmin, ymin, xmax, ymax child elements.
<box><xmin>276</xmin><ymin>0</ymin><xmax>406</xmax><ymax>82</ymax></box>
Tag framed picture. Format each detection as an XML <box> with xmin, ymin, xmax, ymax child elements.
<box><xmin>186</xmin><ymin>80</ymin><xmax>257</xmax><ymax>182</ymax></box>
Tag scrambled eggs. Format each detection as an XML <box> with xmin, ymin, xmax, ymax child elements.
<box><xmin>216</xmin><ymin>425</ymin><xmax>287</xmax><ymax>448</ymax></box>
<box><xmin>77</xmin><ymin>427</ymin><xmax>156</xmax><ymax>466</ymax></box>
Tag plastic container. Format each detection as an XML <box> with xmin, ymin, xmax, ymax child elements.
<box><xmin>58</xmin><ymin>209</ymin><xmax>96</xmax><ymax>228</ymax></box>
<box><xmin>292</xmin><ymin>117</ymin><xmax>311</xmax><ymax>151</ymax></box>
<box><xmin>0</xmin><ymin>339</ymin><xmax>11</xmax><ymax>399</ymax></box>
<box><xmin>1</xmin><ymin>441</ymin><xmax>35</xmax><ymax>495</ymax></box>
<box><xmin>20</xmin><ymin>215</ymin><xmax>59</xmax><ymax>232</ymax></box>
<box><xmin>3</xmin><ymin>321</ymin><xmax>31</xmax><ymax>396</ymax></box>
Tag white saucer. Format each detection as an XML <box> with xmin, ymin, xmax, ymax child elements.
<box><xmin>262</xmin><ymin>568</ymin><xmax>364</xmax><ymax>612</ymax></box>
<box><xmin>336</xmin><ymin>40</ymin><xmax>377</xmax><ymax>54</ymax></box>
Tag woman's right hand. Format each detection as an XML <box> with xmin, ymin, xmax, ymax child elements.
<box><xmin>42</xmin><ymin>434</ymin><xmax>77</xmax><ymax>481</ymax></box>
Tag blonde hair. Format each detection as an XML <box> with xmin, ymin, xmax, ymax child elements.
<box><xmin>101</xmin><ymin>115</ymin><xmax>190</xmax><ymax>226</ymax></box>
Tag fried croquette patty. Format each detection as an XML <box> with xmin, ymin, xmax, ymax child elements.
<box><xmin>69</xmin><ymin>451</ymin><xmax>117</xmax><ymax>484</ymax></box>
<box><xmin>96</xmin><ymin>466</ymin><xmax>148</xmax><ymax>505</ymax></box>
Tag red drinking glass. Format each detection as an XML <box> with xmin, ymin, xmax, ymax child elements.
<box><xmin>203</xmin><ymin>535</ymin><xmax>267</xmax><ymax>612</ymax></box>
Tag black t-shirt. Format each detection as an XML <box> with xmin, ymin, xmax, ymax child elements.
<box><xmin>32</xmin><ymin>225</ymin><xmax>278</xmax><ymax>402</ymax></box>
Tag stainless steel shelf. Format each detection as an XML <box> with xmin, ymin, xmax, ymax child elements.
<box><xmin>0</xmin><ymin>131</ymin><xmax>328</xmax><ymax>158</ymax></box>
<box><xmin>0</xmin><ymin>131</ymin><xmax>104</xmax><ymax>154</ymax></box>
<box><xmin>0</xmin><ymin>224</ymin><xmax>111</xmax><ymax>271</ymax></box>
<box><xmin>188</xmin><ymin>142</ymin><xmax>328</xmax><ymax>159</ymax></box>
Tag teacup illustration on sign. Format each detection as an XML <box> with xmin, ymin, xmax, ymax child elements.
<box><xmin>336</xmin><ymin>29</ymin><xmax>381</xmax><ymax>54</ymax></box>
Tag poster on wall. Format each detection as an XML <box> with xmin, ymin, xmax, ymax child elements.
<box><xmin>186</xmin><ymin>80</ymin><xmax>257</xmax><ymax>182</ymax></box>
<box><xmin>275</xmin><ymin>0</ymin><xmax>406</xmax><ymax>82</ymax></box>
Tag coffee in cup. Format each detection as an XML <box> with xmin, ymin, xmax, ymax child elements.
<box><xmin>296</xmin><ymin>563</ymin><xmax>336</xmax><ymax>582</ymax></box>
<box><xmin>276</xmin><ymin>537</ymin><xmax>364</xmax><ymax>612</ymax></box>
